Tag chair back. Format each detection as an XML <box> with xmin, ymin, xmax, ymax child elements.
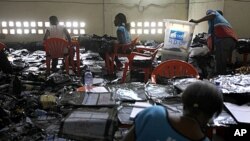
<box><xmin>151</xmin><ymin>59</ymin><xmax>199</xmax><ymax>83</ymax></box>
<box><xmin>43</xmin><ymin>38</ymin><xmax>69</xmax><ymax>58</ymax></box>
<box><xmin>108</xmin><ymin>37</ymin><xmax>139</xmax><ymax>74</ymax></box>
<box><xmin>0</xmin><ymin>42</ymin><xmax>6</xmax><ymax>51</ymax></box>
<box><xmin>114</xmin><ymin>37</ymin><xmax>139</xmax><ymax>54</ymax></box>
<box><xmin>121</xmin><ymin>44</ymin><xmax>161</xmax><ymax>83</ymax></box>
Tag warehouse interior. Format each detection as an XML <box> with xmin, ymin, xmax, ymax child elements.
<box><xmin>0</xmin><ymin>0</ymin><xmax>250</xmax><ymax>141</ymax></box>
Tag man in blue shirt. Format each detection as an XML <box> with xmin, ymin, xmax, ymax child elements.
<box><xmin>190</xmin><ymin>10</ymin><xmax>237</xmax><ymax>75</ymax></box>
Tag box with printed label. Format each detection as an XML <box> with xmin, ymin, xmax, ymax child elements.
<box><xmin>163</xmin><ymin>19</ymin><xmax>196</xmax><ymax>50</ymax></box>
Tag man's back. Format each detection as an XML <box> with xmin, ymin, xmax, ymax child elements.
<box><xmin>48</xmin><ymin>25</ymin><xmax>66</xmax><ymax>39</ymax></box>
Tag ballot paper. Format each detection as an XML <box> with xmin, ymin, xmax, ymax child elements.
<box><xmin>129</xmin><ymin>102</ymin><xmax>153</xmax><ymax>120</ymax></box>
<box><xmin>77</xmin><ymin>86</ymin><xmax>109</xmax><ymax>93</ymax></box>
<box><xmin>224</xmin><ymin>102</ymin><xmax>250</xmax><ymax>124</ymax></box>
<box><xmin>82</xmin><ymin>92</ymin><xmax>116</xmax><ymax>106</ymax></box>
<box><xmin>61</xmin><ymin>108</ymin><xmax>117</xmax><ymax>140</ymax></box>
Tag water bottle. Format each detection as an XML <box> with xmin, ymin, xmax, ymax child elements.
<box><xmin>215</xmin><ymin>81</ymin><xmax>222</xmax><ymax>93</ymax></box>
<box><xmin>84</xmin><ymin>68</ymin><xmax>93</xmax><ymax>87</ymax></box>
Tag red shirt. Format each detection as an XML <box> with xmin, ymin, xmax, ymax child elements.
<box><xmin>207</xmin><ymin>25</ymin><xmax>238</xmax><ymax>51</ymax></box>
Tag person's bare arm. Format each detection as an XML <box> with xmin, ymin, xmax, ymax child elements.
<box><xmin>189</xmin><ymin>14</ymin><xmax>215</xmax><ymax>24</ymax></box>
<box><xmin>122</xmin><ymin>126</ymin><xmax>135</xmax><ymax>141</ymax></box>
<box><xmin>43</xmin><ymin>29</ymin><xmax>50</xmax><ymax>40</ymax></box>
<box><xmin>63</xmin><ymin>28</ymin><xmax>71</xmax><ymax>43</ymax></box>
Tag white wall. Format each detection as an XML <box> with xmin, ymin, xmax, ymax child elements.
<box><xmin>0</xmin><ymin>0</ymin><xmax>189</xmax><ymax>42</ymax></box>
<box><xmin>188</xmin><ymin>0</ymin><xmax>224</xmax><ymax>36</ymax></box>
<box><xmin>1</xmin><ymin>0</ymin><xmax>249</xmax><ymax>43</ymax></box>
<box><xmin>0</xmin><ymin>0</ymin><xmax>104</xmax><ymax>42</ymax></box>
<box><xmin>224</xmin><ymin>0</ymin><xmax>250</xmax><ymax>38</ymax></box>
<box><xmin>104</xmin><ymin>0</ymin><xmax>189</xmax><ymax>41</ymax></box>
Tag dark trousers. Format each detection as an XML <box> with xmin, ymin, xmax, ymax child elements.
<box><xmin>215</xmin><ymin>38</ymin><xmax>236</xmax><ymax>75</ymax></box>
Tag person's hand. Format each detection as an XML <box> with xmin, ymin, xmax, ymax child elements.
<box><xmin>189</xmin><ymin>19</ymin><xmax>198</xmax><ymax>23</ymax></box>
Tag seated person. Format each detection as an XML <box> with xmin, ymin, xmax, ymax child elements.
<box><xmin>99</xmin><ymin>13</ymin><xmax>131</xmax><ymax>70</ymax></box>
<box><xmin>114</xmin><ymin>13</ymin><xmax>132</xmax><ymax>68</ymax></box>
<box><xmin>123</xmin><ymin>81</ymin><xmax>223</xmax><ymax>141</ymax></box>
<box><xmin>43</xmin><ymin>16</ymin><xmax>71</xmax><ymax>72</ymax></box>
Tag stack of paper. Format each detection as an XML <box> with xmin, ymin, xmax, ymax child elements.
<box><xmin>129</xmin><ymin>102</ymin><xmax>153</xmax><ymax>120</ymax></box>
<box><xmin>224</xmin><ymin>102</ymin><xmax>250</xmax><ymax>124</ymax></box>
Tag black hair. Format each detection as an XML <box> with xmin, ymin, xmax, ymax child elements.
<box><xmin>115</xmin><ymin>13</ymin><xmax>127</xmax><ymax>24</ymax></box>
<box><xmin>181</xmin><ymin>81</ymin><xmax>223</xmax><ymax>118</ymax></box>
<box><xmin>49</xmin><ymin>16</ymin><xmax>59</xmax><ymax>25</ymax></box>
<box><xmin>115</xmin><ymin>13</ymin><xmax>130</xmax><ymax>31</ymax></box>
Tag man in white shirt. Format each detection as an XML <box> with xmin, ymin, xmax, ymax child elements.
<box><xmin>43</xmin><ymin>16</ymin><xmax>71</xmax><ymax>72</ymax></box>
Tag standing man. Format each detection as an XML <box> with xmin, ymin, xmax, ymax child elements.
<box><xmin>190</xmin><ymin>10</ymin><xmax>237</xmax><ymax>75</ymax></box>
<box><xmin>44</xmin><ymin>16</ymin><xmax>71</xmax><ymax>72</ymax></box>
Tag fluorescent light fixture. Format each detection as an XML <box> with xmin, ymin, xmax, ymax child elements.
<box><xmin>37</xmin><ymin>21</ymin><xmax>43</xmax><ymax>27</ymax></box>
<box><xmin>2</xmin><ymin>29</ymin><xmax>8</xmax><ymax>34</ymax></box>
<box><xmin>59</xmin><ymin>22</ymin><xmax>64</xmax><ymax>26</ymax></box>
<box><xmin>10</xmin><ymin>29</ymin><xmax>15</xmax><ymax>34</ymax></box>
<box><xmin>80</xmin><ymin>29</ymin><xmax>85</xmax><ymax>34</ymax></box>
<box><xmin>24</xmin><ymin>29</ymin><xmax>29</xmax><ymax>34</ymax></box>
<box><xmin>151</xmin><ymin>29</ymin><xmax>156</xmax><ymax>34</ymax></box>
<box><xmin>73</xmin><ymin>22</ymin><xmax>78</xmax><ymax>27</ymax></box>
<box><xmin>30</xmin><ymin>21</ymin><xmax>36</xmax><ymax>27</ymax></box>
<box><xmin>17</xmin><ymin>29</ymin><xmax>22</xmax><ymax>34</ymax></box>
<box><xmin>9</xmin><ymin>21</ymin><xmax>14</xmax><ymax>27</ymax></box>
<box><xmin>16</xmin><ymin>21</ymin><xmax>22</xmax><ymax>27</ymax></box>
<box><xmin>38</xmin><ymin>29</ymin><xmax>44</xmax><ymax>34</ymax></box>
<box><xmin>130</xmin><ymin>22</ymin><xmax>136</xmax><ymax>27</ymax></box>
<box><xmin>130</xmin><ymin>29</ymin><xmax>136</xmax><ymax>34</ymax></box>
<box><xmin>158</xmin><ymin>22</ymin><xmax>163</xmax><ymax>27</ymax></box>
<box><xmin>144</xmin><ymin>21</ymin><xmax>149</xmax><ymax>27</ymax></box>
<box><xmin>73</xmin><ymin>29</ymin><xmax>78</xmax><ymax>34</ymax></box>
<box><xmin>151</xmin><ymin>22</ymin><xmax>156</xmax><ymax>27</ymax></box>
<box><xmin>137</xmin><ymin>22</ymin><xmax>142</xmax><ymax>27</ymax></box>
<box><xmin>80</xmin><ymin>22</ymin><xmax>85</xmax><ymax>27</ymax></box>
<box><xmin>137</xmin><ymin>29</ymin><xmax>142</xmax><ymax>34</ymax></box>
<box><xmin>67</xmin><ymin>29</ymin><xmax>71</xmax><ymax>34</ymax></box>
<box><xmin>66</xmin><ymin>22</ymin><xmax>72</xmax><ymax>27</ymax></box>
<box><xmin>31</xmin><ymin>29</ymin><xmax>36</xmax><ymax>34</ymax></box>
<box><xmin>45</xmin><ymin>22</ymin><xmax>50</xmax><ymax>27</ymax></box>
<box><xmin>143</xmin><ymin>29</ymin><xmax>149</xmax><ymax>34</ymax></box>
<box><xmin>2</xmin><ymin>21</ymin><xmax>7</xmax><ymax>27</ymax></box>
<box><xmin>23</xmin><ymin>21</ymin><xmax>29</xmax><ymax>27</ymax></box>
<box><xmin>157</xmin><ymin>29</ymin><xmax>163</xmax><ymax>34</ymax></box>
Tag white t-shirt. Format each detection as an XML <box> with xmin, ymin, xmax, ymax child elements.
<box><xmin>48</xmin><ymin>25</ymin><xmax>66</xmax><ymax>39</ymax></box>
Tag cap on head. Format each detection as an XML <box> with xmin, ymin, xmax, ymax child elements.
<box><xmin>206</xmin><ymin>9</ymin><xmax>214</xmax><ymax>15</ymax></box>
